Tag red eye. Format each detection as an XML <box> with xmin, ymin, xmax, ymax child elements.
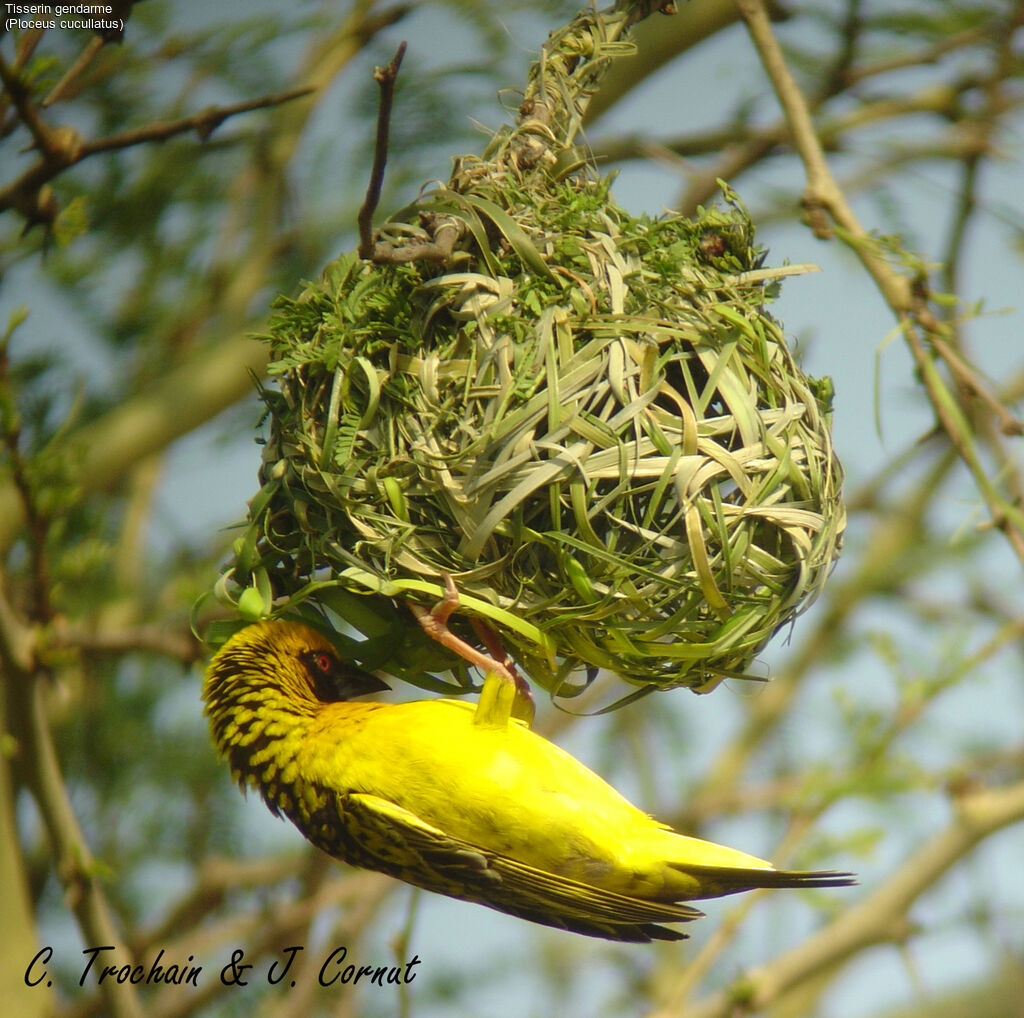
<box><xmin>313</xmin><ymin>652</ymin><xmax>333</xmax><ymax>673</ymax></box>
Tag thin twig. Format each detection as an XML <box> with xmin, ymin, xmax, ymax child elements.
<box><xmin>87</xmin><ymin>86</ymin><xmax>315</xmax><ymax>148</ymax></box>
<box><xmin>357</xmin><ymin>41</ymin><xmax>407</xmax><ymax>259</ymax></box>
<box><xmin>0</xmin><ymin>29</ymin><xmax>43</xmax><ymax>132</ymax></box>
<box><xmin>42</xmin><ymin>34</ymin><xmax>106</xmax><ymax>107</ymax></box>
<box><xmin>0</xmin><ymin>84</ymin><xmax>313</xmax><ymax>215</ymax></box>
<box><xmin>930</xmin><ymin>332</ymin><xmax>1023</xmax><ymax>437</ymax></box>
<box><xmin>844</xmin><ymin>24</ymin><xmax>1000</xmax><ymax>86</ymax></box>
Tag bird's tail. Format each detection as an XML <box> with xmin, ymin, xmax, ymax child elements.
<box><xmin>668</xmin><ymin>862</ymin><xmax>857</xmax><ymax>899</ymax></box>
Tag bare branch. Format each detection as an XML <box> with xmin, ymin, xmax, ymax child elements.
<box><xmin>357</xmin><ymin>41</ymin><xmax>408</xmax><ymax>259</ymax></box>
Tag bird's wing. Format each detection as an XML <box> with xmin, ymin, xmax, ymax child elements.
<box><xmin>337</xmin><ymin>792</ymin><xmax>702</xmax><ymax>942</ymax></box>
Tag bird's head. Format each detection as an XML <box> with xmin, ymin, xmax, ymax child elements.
<box><xmin>202</xmin><ymin>620</ymin><xmax>390</xmax><ymax>771</ymax></box>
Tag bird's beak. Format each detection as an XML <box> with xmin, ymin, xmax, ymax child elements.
<box><xmin>338</xmin><ymin>666</ymin><xmax>392</xmax><ymax>699</ymax></box>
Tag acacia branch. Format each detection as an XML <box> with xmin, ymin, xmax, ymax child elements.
<box><xmin>0</xmin><ymin>586</ymin><xmax>144</xmax><ymax>1018</ymax></box>
<box><xmin>843</xmin><ymin>24</ymin><xmax>1004</xmax><ymax>86</ymax></box>
<box><xmin>735</xmin><ymin>0</ymin><xmax>1024</xmax><ymax>568</ymax></box>
<box><xmin>0</xmin><ymin>76</ymin><xmax>313</xmax><ymax>217</ymax></box>
<box><xmin>0</xmin><ymin>51</ymin><xmax>66</xmax><ymax>158</ymax></box>
<box><xmin>593</xmin><ymin>76</ymin><xmax>991</xmax><ymax>214</ymax></box>
<box><xmin>87</xmin><ymin>87</ymin><xmax>315</xmax><ymax>149</ymax></box>
<box><xmin>49</xmin><ymin>621</ymin><xmax>204</xmax><ymax>664</ymax></box>
<box><xmin>0</xmin><ymin>5</ymin><xmax>413</xmax><ymax>556</ymax></box>
<box><xmin>670</xmin><ymin>778</ymin><xmax>1024</xmax><ymax>1018</ymax></box>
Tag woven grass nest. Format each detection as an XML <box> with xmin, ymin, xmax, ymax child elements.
<box><xmin>220</xmin><ymin>1</ymin><xmax>845</xmax><ymax>699</ymax></box>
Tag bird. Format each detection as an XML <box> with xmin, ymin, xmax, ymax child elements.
<box><xmin>201</xmin><ymin>619</ymin><xmax>855</xmax><ymax>942</ymax></box>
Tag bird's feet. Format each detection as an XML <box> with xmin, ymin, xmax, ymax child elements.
<box><xmin>409</xmin><ymin>574</ymin><xmax>534</xmax><ymax>722</ymax></box>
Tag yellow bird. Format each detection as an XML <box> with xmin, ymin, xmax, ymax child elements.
<box><xmin>202</xmin><ymin>620</ymin><xmax>854</xmax><ymax>942</ymax></box>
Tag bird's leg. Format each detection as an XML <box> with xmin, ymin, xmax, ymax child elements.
<box><xmin>409</xmin><ymin>573</ymin><xmax>514</xmax><ymax>682</ymax></box>
<box><xmin>409</xmin><ymin>574</ymin><xmax>535</xmax><ymax>724</ymax></box>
